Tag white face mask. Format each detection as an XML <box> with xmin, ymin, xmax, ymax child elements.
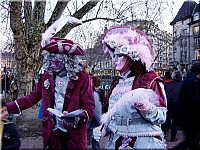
<box><xmin>112</xmin><ymin>53</ymin><xmax>131</xmax><ymax>74</ymax></box>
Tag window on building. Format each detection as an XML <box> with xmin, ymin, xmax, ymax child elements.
<box><xmin>158</xmin><ymin>63</ymin><xmax>162</xmax><ymax>68</ymax></box>
<box><xmin>173</xmin><ymin>52</ymin><xmax>177</xmax><ymax>61</ymax></box>
<box><xmin>180</xmin><ymin>39</ymin><xmax>183</xmax><ymax>47</ymax></box>
<box><xmin>193</xmin><ymin>26</ymin><xmax>200</xmax><ymax>35</ymax></box>
<box><xmin>194</xmin><ymin>37</ymin><xmax>200</xmax><ymax>47</ymax></box>
<box><xmin>184</xmin><ymin>19</ymin><xmax>188</xmax><ymax>24</ymax></box>
<box><xmin>180</xmin><ymin>48</ymin><xmax>188</xmax><ymax>61</ymax></box>
<box><xmin>173</xmin><ymin>47</ymin><xmax>177</xmax><ymax>52</ymax></box>
<box><xmin>181</xmin><ymin>51</ymin><xmax>184</xmax><ymax>61</ymax></box>
<box><xmin>183</xmin><ymin>38</ymin><xmax>187</xmax><ymax>47</ymax></box>
<box><xmin>194</xmin><ymin>14</ymin><xmax>199</xmax><ymax>21</ymax></box>
<box><xmin>195</xmin><ymin>49</ymin><xmax>200</xmax><ymax>60</ymax></box>
<box><xmin>182</xmin><ymin>29</ymin><xmax>187</xmax><ymax>35</ymax></box>
<box><xmin>173</xmin><ymin>31</ymin><xmax>177</xmax><ymax>36</ymax></box>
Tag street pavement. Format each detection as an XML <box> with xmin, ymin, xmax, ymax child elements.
<box><xmin>19</xmin><ymin>130</ymin><xmax>186</xmax><ymax>149</ymax></box>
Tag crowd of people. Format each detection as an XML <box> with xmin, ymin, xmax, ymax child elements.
<box><xmin>1</xmin><ymin>21</ymin><xmax>200</xmax><ymax>150</ymax></box>
<box><xmin>0</xmin><ymin>74</ymin><xmax>14</xmax><ymax>95</ymax></box>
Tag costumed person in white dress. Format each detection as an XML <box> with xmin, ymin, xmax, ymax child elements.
<box><xmin>93</xmin><ymin>26</ymin><xmax>167</xmax><ymax>149</ymax></box>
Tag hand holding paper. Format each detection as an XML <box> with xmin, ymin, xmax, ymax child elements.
<box><xmin>47</xmin><ymin>108</ymin><xmax>84</xmax><ymax>118</ymax></box>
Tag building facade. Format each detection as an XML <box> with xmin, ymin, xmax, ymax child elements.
<box><xmin>170</xmin><ymin>0</ymin><xmax>200</xmax><ymax>75</ymax></box>
<box><xmin>0</xmin><ymin>52</ymin><xmax>15</xmax><ymax>76</ymax></box>
<box><xmin>126</xmin><ymin>20</ymin><xmax>173</xmax><ymax>75</ymax></box>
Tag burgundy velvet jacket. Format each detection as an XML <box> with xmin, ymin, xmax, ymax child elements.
<box><xmin>6</xmin><ymin>71</ymin><xmax>95</xmax><ymax>149</ymax></box>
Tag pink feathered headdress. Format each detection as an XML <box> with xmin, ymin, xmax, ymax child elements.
<box><xmin>102</xmin><ymin>26</ymin><xmax>154</xmax><ymax>71</ymax></box>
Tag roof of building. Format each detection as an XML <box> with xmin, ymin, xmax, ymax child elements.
<box><xmin>170</xmin><ymin>0</ymin><xmax>197</xmax><ymax>25</ymax></box>
<box><xmin>193</xmin><ymin>3</ymin><xmax>200</xmax><ymax>14</ymax></box>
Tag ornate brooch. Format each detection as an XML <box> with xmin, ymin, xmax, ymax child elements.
<box><xmin>44</xmin><ymin>79</ymin><xmax>50</xmax><ymax>89</ymax></box>
<box><xmin>122</xmin><ymin>135</ymin><xmax>132</xmax><ymax>148</ymax></box>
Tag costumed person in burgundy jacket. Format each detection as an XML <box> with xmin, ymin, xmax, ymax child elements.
<box><xmin>93</xmin><ymin>26</ymin><xmax>167</xmax><ymax>149</ymax></box>
<box><xmin>6</xmin><ymin>17</ymin><xmax>95</xmax><ymax>150</ymax></box>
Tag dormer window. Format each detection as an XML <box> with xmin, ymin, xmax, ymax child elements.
<box><xmin>182</xmin><ymin>29</ymin><xmax>187</xmax><ymax>35</ymax></box>
<box><xmin>194</xmin><ymin>13</ymin><xmax>199</xmax><ymax>21</ymax></box>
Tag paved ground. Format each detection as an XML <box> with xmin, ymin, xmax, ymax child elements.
<box><xmin>19</xmin><ymin>130</ymin><xmax>185</xmax><ymax>149</ymax></box>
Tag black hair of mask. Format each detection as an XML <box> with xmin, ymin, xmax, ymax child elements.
<box><xmin>104</xmin><ymin>42</ymin><xmax>115</xmax><ymax>52</ymax></box>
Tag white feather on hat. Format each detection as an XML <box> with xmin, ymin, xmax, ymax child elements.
<box><xmin>42</xmin><ymin>16</ymin><xmax>82</xmax><ymax>41</ymax></box>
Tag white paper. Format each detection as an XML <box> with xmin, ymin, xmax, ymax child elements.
<box><xmin>47</xmin><ymin>108</ymin><xmax>84</xmax><ymax>118</ymax></box>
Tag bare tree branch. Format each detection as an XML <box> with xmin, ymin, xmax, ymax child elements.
<box><xmin>47</xmin><ymin>0</ymin><xmax>70</xmax><ymax>27</ymax></box>
<box><xmin>57</xmin><ymin>0</ymin><xmax>99</xmax><ymax>37</ymax></box>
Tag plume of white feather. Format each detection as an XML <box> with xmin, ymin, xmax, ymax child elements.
<box><xmin>65</xmin><ymin>16</ymin><xmax>82</xmax><ymax>24</ymax></box>
<box><xmin>42</xmin><ymin>16</ymin><xmax>82</xmax><ymax>41</ymax></box>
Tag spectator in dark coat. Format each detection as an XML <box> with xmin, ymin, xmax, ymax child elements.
<box><xmin>164</xmin><ymin>70</ymin><xmax>182</xmax><ymax>142</ymax></box>
<box><xmin>164</xmin><ymin>71</ymin><xmax>172</xmax><ymax>84</ymax></box>
<box><xmin>87</xmin><ymin>76</ymin><xmax>102</xmax><ymax>150</ymax></box>
<box><xmin>161</xmin><ymin>71</ymin><xmax>172</xmax><ymax>134</ymax></box>
<box><xmin>1</xmin><ymin>75</ymin><xmax>10</xmax><ymax>94</ymax></box>
<box><xmin>171</xmin><ymin>62</ymin><xmax>200</xmax><ymax>150</ymax></box>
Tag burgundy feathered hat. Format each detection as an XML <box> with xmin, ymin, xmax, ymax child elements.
<box><xmin>40</xmin><ymin>37</ymin><xmax>86</xmax><ymax>55</ymax></box>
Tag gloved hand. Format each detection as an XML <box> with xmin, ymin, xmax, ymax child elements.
<box><xmin>93</xmin><ymin>126</ymin><xmax>102</xmax><ymax>142</ymax></box>
<box><xmin>130</xmin><ymin>88</ymin><xmax>158</xmax><ymax>112</ymax></box>
<box><xmin>62</xmin><ymin>109</ymin><xmax>88</xmax><ymax>128</ymax></box>
<box><xmin>134</xmin><ymin>101</ymin><xmax>153</xmax><ymax>112</ymax></box>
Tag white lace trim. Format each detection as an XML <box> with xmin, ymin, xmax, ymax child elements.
<box><xmin>14</xmin><ymin>100</ymin><xmax>22</xmax><ymax>115</ymax></box>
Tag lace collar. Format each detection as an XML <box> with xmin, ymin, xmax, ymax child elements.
<box><xmin>119</xmin><ymin>70</ymin><xmax>132</xmax><ymax>79</ymax></box>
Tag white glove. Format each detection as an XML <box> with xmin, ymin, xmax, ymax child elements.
<box><xmin>134</xmin><ymin>101</ymin><xmax>153</xmax><ymax>112</ymax></box>
<box><xmin>130</xmin><ymin>88</ymin><xmax>158</xmax><ymax>112</ymax></box>
<box><xmin>93</xmin><ymin>126</ymin><xmax>102</xmax><ymax>142</ymax></box>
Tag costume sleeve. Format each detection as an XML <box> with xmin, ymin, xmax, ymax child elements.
<box><xmin>2</xmin><ymin>123</ymin><xmax>21</xmax><ymax>150</ymax></box>
<box><xmin>139</xmin><ymin>106</ymin><xmax>167</xmax><ymax>125</ymax></box>
<box><xmin>149</xmin><ymin>78</ymin><xmax>167</xmax><ymax>107</ymax></box>
<box><xmin>139</xmin><ymin>78</ymin><xmax>167</xmax><ymax>125</ymax></box>
<box><xmin>6</xmin><ymin>76</ymin><xmax>43</xmax><ymax>114</ymax></box>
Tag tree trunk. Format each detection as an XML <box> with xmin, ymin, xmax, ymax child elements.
<box><xmin>8</xmin><ymin>0</ymin><xmax>99</xmax><ymax>99</ymax></box>
<box><xmin>10</xmin><ymin>1</ymin><xmax>45</xmax><ymax>98</ymax></box>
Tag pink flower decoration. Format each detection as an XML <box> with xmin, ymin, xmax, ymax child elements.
<box><xmin>65</xmin><ymin>46</ymin><xmax>70</xmax><ymax>50</ymax></box>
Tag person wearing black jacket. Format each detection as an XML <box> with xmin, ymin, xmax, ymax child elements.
<box><xmin>164</xmin><ymin>70</ymin><xmax>182</xmax><ymax>142</ymax></box>
<box><xmin>1</xmin><ymin>75</ymin><xmax>10</xmax><ymax>94</ymax></box>
<box><xmin>171</xmin><ymin>62</ymin><xmax>200</xmax><ymax>150</ymax></box>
